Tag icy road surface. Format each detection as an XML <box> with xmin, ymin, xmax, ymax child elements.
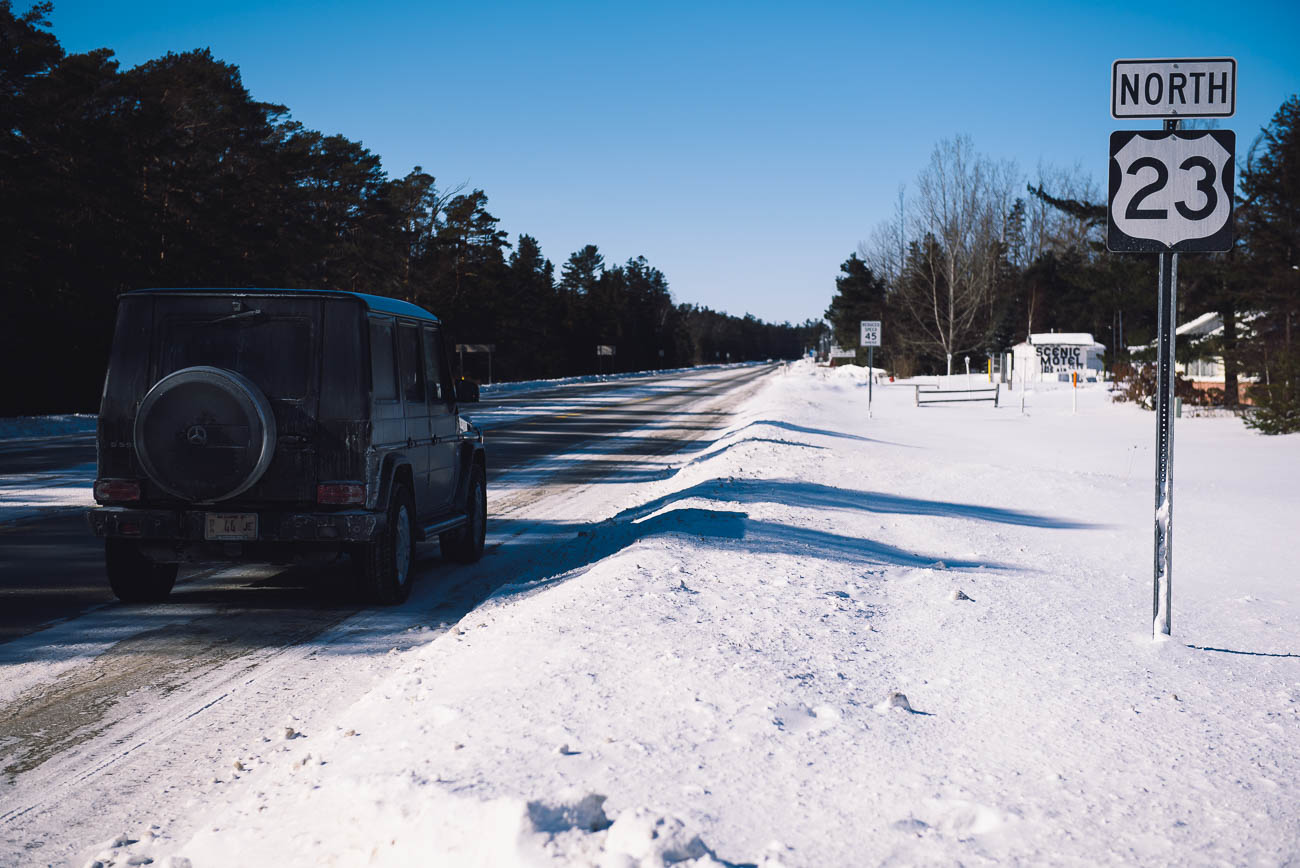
<box><xmin>4</xmin><ymin>361</ymin><xmax>1300</xmax><ymax>866</ymax></box>
<box><xmin>0</xmin><ymin>365</ymin><xmax>773</xmax><ymax>866</ymax></box>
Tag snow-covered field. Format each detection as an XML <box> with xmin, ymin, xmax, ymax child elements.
<box><xmin>10</xmin><ymin>362</ymin><xmax>1300</xmax><ymax>866</ymax></box>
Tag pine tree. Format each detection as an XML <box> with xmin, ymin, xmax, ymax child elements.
<box><xmin>1239</xmin><ymin>95</ymin><xmax>1300</xmax><ymax>432</ymax></box>
<box><xmin>824</xmin><ymin>254</ymin><xmax>887</xmax><ymax>363</ymax></box>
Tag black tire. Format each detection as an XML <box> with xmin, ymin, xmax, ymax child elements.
<box><xmin>105</xmin><ymin>539</ymin><xmax>179</xmax><ymax>603</ymax></box>
<box><xmin>353</xmin><ymin>483</ymin><xmax>415</xmax><ymax>605</ymax></box>
<box><xmin>134</xmin><ymin>366</ymin><xmax>277</xmax><ymax>503</ymax></box>
<box><xmin>441</xmin><ymin>464</ymin><xmax>486</xmax><ymax>563</ymax></box>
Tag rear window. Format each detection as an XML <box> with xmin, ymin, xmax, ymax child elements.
<box><xmin>160</xmin><ymin>317</ymin><xmax>312</xmax><ymax>398</ymax></box>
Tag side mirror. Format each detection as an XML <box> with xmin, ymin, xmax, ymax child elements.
<box><xmin>455</xmin><ymin>377</ymin><xmax>480</xmax><ymax>403</ymax></box>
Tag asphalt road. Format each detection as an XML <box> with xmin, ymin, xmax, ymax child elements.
<box><xmin>0</xmin><ymin>364</ymin><xmax>776</xmax><ymax>643</ymax></box>
<box><xmin>0</xmin><ymin>363</ymin><xmax>779</xmax><ymax>865</ymax></box>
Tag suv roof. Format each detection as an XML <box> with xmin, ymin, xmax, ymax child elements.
<box><xmin>127</xmin><ymin>287</ymin><xmax>440</xmax><ymax>323</ymax></box>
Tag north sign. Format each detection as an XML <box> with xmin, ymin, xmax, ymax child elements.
<box><xmin>1107</xmin><ymin>130</ymin><xmax>1235</xmax><ymax>253</ymax></box>
<box><xmin>1111</xmin><ymin>58</ymin><xmax>1235</xmax><ymax>119</ymax></box>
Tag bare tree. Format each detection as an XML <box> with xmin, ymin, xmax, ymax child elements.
<box><xmin>901</xmin><ymin>135</ymin><xmax>1017</xmax><ymax>371</ymax></box>
<box><xmin>859</xmin><ymin>186</ymin><xmax>908</xmax><ymax>288</ymax></box>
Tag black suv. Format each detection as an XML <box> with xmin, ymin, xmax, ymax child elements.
<box><xmin>86</xmin><ymin>288</ymin><xmax>487</xmax><ymax>605</ymax></box>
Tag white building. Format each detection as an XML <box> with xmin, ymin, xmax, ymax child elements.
<box><xmin>1011</xmin><ymin>333</ymin><xmax>1106</xmax><ymax>383</ymax></box>
<box><xmin>1162</xmin><ymin>311</ymin><xmax>1256</xmax><ymax>402</ymax></box>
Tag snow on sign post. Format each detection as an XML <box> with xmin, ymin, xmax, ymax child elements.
<box><xmin>859</xmin><ymin>321</ymin><xmax>880</xmax><ymax>417</ymax></box>
<box><xmin>1107</xmin><ymin>57</ymin><xmax>1236</xmax><ymax>639</ymax></box>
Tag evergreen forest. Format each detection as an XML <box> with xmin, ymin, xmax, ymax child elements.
<box><xmin>0</xmin><ymin>3</ymin><xmax>824</xmax><ymax>415</ymax></box>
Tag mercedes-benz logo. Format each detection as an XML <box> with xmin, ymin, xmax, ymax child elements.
<box><xmin>186</xmin><ymin>424</ymin><xmax>209</xmax><ymax>446</ymax></box>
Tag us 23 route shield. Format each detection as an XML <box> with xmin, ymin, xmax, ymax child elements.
<box><xmin>1107</xmin><ymin>129</ymin><xmax>1235</xmax><ymax>253</ymax></box>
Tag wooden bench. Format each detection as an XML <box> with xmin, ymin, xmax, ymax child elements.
<box><xmin>914</xmin><ymin>384</ymin><xmax>1000</xmax><ymax>407</ymax></box>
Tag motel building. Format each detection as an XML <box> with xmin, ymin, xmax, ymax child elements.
<box><xmin>1010</xmin><ymin>333</ymin><xmax>1107</xmax><ymax>384</ymax></box>
<box><xmin>1160</xmin><ymin>311</ymin><xmax>1257</xmax><ymax>404</ymax></box>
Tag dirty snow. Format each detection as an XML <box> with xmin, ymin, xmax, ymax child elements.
<box><xmin>10</xmin><ymin>361</ymin><xmax>1300</xmax><ymax>866</ymax></box>
<box><xmin>0</xmin><ymin>463</ymin><xmax>96</xmax><ymax>524</ymax></box>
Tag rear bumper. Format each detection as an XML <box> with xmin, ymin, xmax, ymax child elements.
<box><xmin>86</xmin><ymin>506</ymin><xmax>382</xmax><ymax>544</ymax></box>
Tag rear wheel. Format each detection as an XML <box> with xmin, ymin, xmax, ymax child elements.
<box><xmin>354</xmin><ymin>483</ymin><xmax>415</xmax><ymax>605</ymax></box>
<box><xmin>105</xmin><ymin>539</ymin><xmax>179</xmax><ymax>603</ymax></box>
<box><xmin>441</xmin><ymin>464</ymin><xmax>486</xmax><ymax>563</ymax></box>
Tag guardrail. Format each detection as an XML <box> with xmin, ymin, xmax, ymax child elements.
<box><xmin>914</xmin><ymin>383</ymin><xmax>1000</xmax><ymax>407</ymax></box>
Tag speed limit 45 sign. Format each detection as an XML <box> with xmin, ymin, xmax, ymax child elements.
<box><xmin>1107</xmin><ymin>129</ymin><xmax>1234</xmax><ymax>252</ymax></box>
<box><xmin>859</xmin><ymin>321</ymin><xmax>881</xmax><ymax>347</ymax></box>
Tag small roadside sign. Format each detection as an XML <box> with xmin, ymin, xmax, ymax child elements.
<box><xmin>828</xmin><ymin>347</ymin><xmax>856</xmax><ymax>359</ymax></box>
<box><xmin>859</xmin><ymin>321</ymin><xmax>881</xmax><ymax>347</ymax></box>
<box><xmin>596</xmin><ymin>345</ymin><xmax>615</xmax><ymax>356</ymax></box>
<box><xmin>1107</xmin><ymin>129</ymin><xmax>1235</xmax><ymax>253</ymax></box>
<box><xmin>1112</xmin><ymin>58</ymin><xmax>1235</xmax><ymax>119</ymax></box>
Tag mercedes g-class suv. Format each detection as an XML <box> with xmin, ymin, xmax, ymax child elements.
<box><xmin>86</xmin><ymin>288</ymin><xmax>487</xmax><ymax>605</ymax></box>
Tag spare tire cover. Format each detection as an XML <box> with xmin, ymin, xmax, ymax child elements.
<box><xmin>134</xmin><ymin>366</ymin><xmax>277</xmax><ymax>502</ymax></box>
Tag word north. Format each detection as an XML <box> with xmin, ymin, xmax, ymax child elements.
<box><xmin>1111</xmin><ymin>59</ymin><xmax>1235</xmax><ymax>119</ymax></box>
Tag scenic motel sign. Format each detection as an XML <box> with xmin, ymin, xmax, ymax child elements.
<box><xmin>1107</xmin><ymin>58</ymin><xmax>1236</xmax><ymax>639</ymax></box>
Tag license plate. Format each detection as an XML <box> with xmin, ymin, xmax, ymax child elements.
<box><xmin>205</xmin><ymin>512</ymin><xmax>258</xmax><ymax>541</ymax></box>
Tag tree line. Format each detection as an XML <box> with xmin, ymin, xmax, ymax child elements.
<box><xmin>0</xmin><ymin>2</ymin><xmax>823</xmax><ymax>414</ymax></box>
<box><xmin>825</xmin><ymin>100</ymin><xmax>1300</xmax><ymax>432</ymax></box>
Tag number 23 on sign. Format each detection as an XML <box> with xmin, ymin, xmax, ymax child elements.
<box><xmin>1107</xmin><ymin>129</ymin><xmax>1235</xmax><ymax>253</ymax></box>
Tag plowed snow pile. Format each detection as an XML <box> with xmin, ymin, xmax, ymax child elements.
<box><xmin>156</xmin><ymin>362</ymin><xmax>1297</xmax><ymax>867</ymax></box>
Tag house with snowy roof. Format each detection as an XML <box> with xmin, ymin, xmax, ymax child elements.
<box><xmin>1010</xmin><ymin>333</ymin><xmax>1106</xmax><ymax>383</ymax></box>
<box><xmin>1167</xmin><ymin>311</ymin><xmax>1257</xmax><ymax>403</ymax></box>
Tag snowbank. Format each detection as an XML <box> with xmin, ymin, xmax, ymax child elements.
<box><xmin>0</xmin><ymin>464</ymin><xmax>96</xmax><ymax>524</ymax></box>
<box><xmin>70</xmin><ymin>362</ymin><xmax>1300</xmax><ymax>865</ymax></box>
<box><xmin>0</xmin><ymin>413</ymin><xmax>95</xmax><ymax>441</ymax></box>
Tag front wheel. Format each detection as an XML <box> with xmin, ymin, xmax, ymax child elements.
<box><xmin>353</xmin><ymin>483</ymin><xmax>416</xmax><ymax>605</ymax></box>
<box><xmin>441</xmin><ymin>464</ymin><xmax>486</xmax><ymax>563</ymax></box>
<box><xmin>105</xmin><ymin>539</ymin><xmax>178</xmax><ymax>603</ymax></box>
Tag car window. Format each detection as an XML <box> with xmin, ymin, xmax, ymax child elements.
<box><xmin>398</xmin><ymin>322</ymin><xmax>425</xmax><ymax>404</ymax></box>
<box><xmin>161</xmin><ymin>317</ymin><xmax>310</xmax><ymax>398</ymax></box>
<box><xmin>369</xmin><ymin>319</ymin><xmax>397</xmax><ymax>401</ymax></box>
<box><xmin>422</xmin><ymin>327</ymin><xmax>445</xmax><ymax>402</ymax></box>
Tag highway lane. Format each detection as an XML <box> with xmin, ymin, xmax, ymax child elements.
<box><xmin>0</xmin><ymin>433</ymin><xmax>94</xmax><ymax>476</ymax></box>
<box><xmin>0</xmin><ymin>364</ymin><xmax>773</xmax><ymax>642</ymax></box>
<box><xmin>0</xmin><ymin>362</ymin><xmax>777</xmax><ymax>865</ymax></box>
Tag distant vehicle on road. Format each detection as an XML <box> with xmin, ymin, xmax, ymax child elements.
<box><xmin>87</xmin><ymin>288</ymin><xmax>486</xmax><ymax>605</ymax></box>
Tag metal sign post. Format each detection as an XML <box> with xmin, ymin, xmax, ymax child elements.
<box><xmin>1153</xmin><ymin>245</ymin><xmax>1178</xmax><ymax>636</ymax></box>
<box><xmin>860</xmin><ymin>321</ymin><xmax>881</xmax><ymax>418</ymax></box>
<box><xmin>1107</xmin><ymin>58</ymin><xmax>1236</xmax><ymax>639</ymax></box>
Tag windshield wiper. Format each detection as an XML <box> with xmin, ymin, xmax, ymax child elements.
<box><xmin>209</xmin><ymin>308</ymin><xmax>263</xmax><ymax>324</ymax></box>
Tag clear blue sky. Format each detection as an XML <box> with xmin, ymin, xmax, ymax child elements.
<box><xmin>44</xmin><ymin>0</ymin><xmax>1300</xmax><ymax>324</ymax></box>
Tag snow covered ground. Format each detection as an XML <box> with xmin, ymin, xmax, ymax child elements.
<box><xmin>11</xmin><ymin>362</ymin><xmax>1300</xmax><ymax>866</ymax></box>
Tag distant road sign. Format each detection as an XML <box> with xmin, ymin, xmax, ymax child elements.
<box><xmin>1112</xmin><ymin>58</ymin><xmax>1235</xmax><ymax>119</ymax></box>
<box><xmin>1107</xmin><ymin>130</ymin><xmax>1235</xmax><ymax>253</ymax></box>
<box><xmin>596</xmin><ymin>345</ymin><xmax>615</xmax><ymax>356</ymax></box>
<box><xmin>456</xmin><ymin>344</ymin><xmax>495</xmax><ymax>353</ymax></box>
<box><xmin>859</xmin><ymin>321</ymin><xmax>881</xmax><ymax>347</ymax></box>
<box><xmin>829</xmin><ymin>347</ymin><xmax>856</xmax><ymax>359</ymax></box>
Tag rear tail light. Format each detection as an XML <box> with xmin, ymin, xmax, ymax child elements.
<box><xmin>94</xmin><ymin>479</ymin><xmax>141</xmax><ymax>503</ymax></box>
<box><xmin>317</xmin><ymin>483</ymin><xmax>366</xmax><ymax>506</ymax></box>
